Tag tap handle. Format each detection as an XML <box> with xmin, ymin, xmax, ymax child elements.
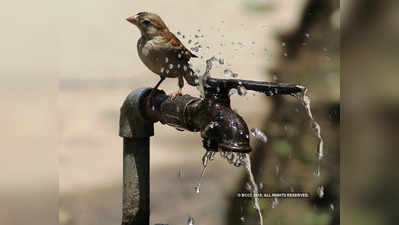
<box><xmin>206</xmin><ymin>77</ymin><xmax>306</xmax><ymax>97</ymax></box>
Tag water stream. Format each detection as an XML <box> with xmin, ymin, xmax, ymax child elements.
<box><xmin>193</xmin><ymin>150</ymin><xmax>264</xmax><ymax>224</ymax></box>
<box><xmin>294</xmin><ymin>88</ymin><xmax>324</xmax><ymax>161</ymax></box>
<box><xmin>242</xmin><ymin>154</ymin><xmax>264</xmax><ymax>225</ymax></box>
<box><xmin>194</xmin><ymin>151</ymin><xmax>216</xmax><ymax>194</ymax></box>
<box><xmin>294</xmin><ymin>87</ymin><xmax>326</xmax><ymax>198</ymax></box>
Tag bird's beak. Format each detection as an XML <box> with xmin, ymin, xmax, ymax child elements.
<box><xmin>126</xmin><ymin>15</ymin><xmax>138</xmax><ymax>25</ymax></box>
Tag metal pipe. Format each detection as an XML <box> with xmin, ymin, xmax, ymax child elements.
<box><xmin>143</xmin><ymin>89</ymin><xmax>252</xmax><ymax>153</ymax></box>
<box><xmin>117</xmin><ymin>78</ymin><xmax>306</xmax><ymax>224</ymax></box>
<box><xmin>122</xmin><ymin>138</ymin><xmax>149</xmax><ymax>225</ymax></box>
<box><xmin>119</xmin><ymin>88</ymin><xmax>153</xmax><ymax>225</ymax></box>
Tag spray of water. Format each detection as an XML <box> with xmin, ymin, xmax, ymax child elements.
<box><xmin>194</xmin><ymin>151</ymin><xmax>216</xmax><ymax>194</ymax></box>
<box><xmin>294</xmin><ymin>87</ymin><xmax>326</xmax><ymax>198</ymax></box>
<box><xmin>242</xmin><ymin>154</ymin><xmax>264</xmax><ymax>225</ymax></box>
<box><xmin>294</xmin><ymin>88</ymin><xmax>324</xmax><ymax>161</ymax></box>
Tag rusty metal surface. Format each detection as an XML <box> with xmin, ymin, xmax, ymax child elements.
<box><xmin>119</xmin><ymin>88</ymin><xmax>153</xmax><ymax>225</ymax></box>
<box><xmin>143</xmin><ymin>92</ymin><xmax>252</xmax><ymax>153</ymax></box>
<box><xmin>122</xmin><ymin>138</ymin><xmax>149</xmax><ymax>225</ymax></box>
<box><xmin>118</xmin><ymin>78</ymin><xmax>305</xmax><ymax>224</ymax></box>
<box><xmin>119</xmin><ymin>87</ymin><xmax>154</xmax><ymax>138</ymax></box>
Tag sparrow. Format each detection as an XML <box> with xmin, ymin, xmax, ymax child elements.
<box><xmin>126</xmin><ymin>12</ymin><xmax>199</xmax><ymax>99</ymax></box>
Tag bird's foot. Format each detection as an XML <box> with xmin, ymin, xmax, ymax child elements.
<box><xmin>171</xmin><ymin>88</ymin><xmax>182</xmax><ymax>100</ymax></box>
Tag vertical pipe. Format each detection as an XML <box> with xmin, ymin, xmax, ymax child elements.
<box><xmin>122</xmin><ymin>138</ymin><xmax>150</xmax><ymax>225</ymax></box>
<box><xmin>119</xmin><ymin>88</ymin><xmax>154</xmax><ymax>225</ymax></box>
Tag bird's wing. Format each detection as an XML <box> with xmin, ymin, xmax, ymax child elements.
<box><xmin>165</xmin><ymin>31</ymin><xmax>198</xmax><ymax>59</ymax></box>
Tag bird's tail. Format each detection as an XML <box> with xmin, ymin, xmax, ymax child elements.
<box><xmin>183</xmin><ymin>69</ymin><xmax>199</xmax><ymax>86</ymax></box>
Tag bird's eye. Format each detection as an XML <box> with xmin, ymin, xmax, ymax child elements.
<box><xmin>141</xmin><ymin>20</ymin><xmax>151</xmax><ymax>26</ymax></box>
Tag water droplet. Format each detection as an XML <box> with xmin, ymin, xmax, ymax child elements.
<box><xmin>228</xmin><ymin>88</ymin><xmax>237</xmax><ymax>96</ymax></box>
<box><xmin>223</xmin><ymin>69</ymin><xmax>238</xmax><ymax>78</ymax></box>
<box><xmin>272</xmin><ymin>197</ymin><xmax>279</xmax><ymax>208</ymax></box>
<box><xmin>169</xmin><ymin>64</ymin><xmax>174</xmax><ymax>69</ymax></box>
<box><xmin>282</xmin><ymin>42</ymin><xmax>286</xmax><ymax>47</ymax></box>
<box><xmin>245</xmin><ymin>182</ymin><xmax>252</xmax><ymax>191</ymax></box>
<box><xmin>238</xmin><ymin>86</ymin><xmax>247</xmax><ymax>96</ymax></box>
<box><xmin>165</xmin><ymin>57</ymin><xmax>169</xmax><ymax>63</ymax></box>
<box><xmin>178</xmin><ymin>168</ymin><xmax>183</xmax><ymax>178</ymax></box>
<box><xmin>305</xmin><ymin>33</ymin><xmax>310</xmax><ymax>38</ymax></box>
<box><xmin>190</xmin><ymin>46</ymin><xmax>200</xmax><ymax>52</ymax></box>
<box><xmin>317</xmin><ymin>185</ymin><xmax>325</xmax><ymax>198</ymax></box>
<box><xmin>314</xmin><ymin>165</ymin><xmax>321</xmax><ymax>177</ymax></box>
<box><xmin>194</xmin><ymin>184</ymin><xmax>200</xmax><ymax>194</ymax></box>
<box><xmin>330</xmin><ymin>203</ymin><xmax>335</xmax><ymax>211</ymax></box>
<box><xmin>240</xmin><ymin>216</ymin><xmax>245</xmax><ymax>222</ymax></box>
<box><xmin>250</xmin><ymin>128</ymin><xmax>268</xmax><ymax>143</ymax></box>
<box><xmin>259</xmin><ymin>182</ymin><xmax>264</xmax><ymax>189</ymax></box>
<box><xmin>151</xmin><ymin>105</ymin><xmax>155</xmax><ymax>111</ymax></box>
<box><xmin>283</xmin><ymin>52</ymin><xmax>288</xmax><ymax>57</ymax></box>
<box><xmin>275</xmin><ymin>165</ymin><xmax>280</xmax><ymax>176</ymax></box>
<box><xmin>177</xmin><ymin>64</ymin><xmax>181</xmax><ymax>69</ymax></box>
<box><xmin>187</xmin><ymin>216</ymin><xmax>195</xmax><ymax>225</ymax></box>
<box><xmin>183</xmin><ymin>65</ymin><xmax>188</xmax><ymax>72</ymax></box>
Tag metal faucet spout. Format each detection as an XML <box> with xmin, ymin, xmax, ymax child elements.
<box><xmin>142</xmin><ymin>89</ymin><xmax>252</xmax><ymax>153</ymax></box>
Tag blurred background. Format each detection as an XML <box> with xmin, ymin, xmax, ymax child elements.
<box><xmin>10</xmin><ymin>0</ymin><xmax>399</xmax><ymax>224</ymax></box>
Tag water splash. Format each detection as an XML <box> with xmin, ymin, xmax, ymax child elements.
<box><xmin>190</xmin><ymin>46</ymin><xmax>200</xmax><ymax>52</ymax></box>
<box><xmin>295</xmin><ymin>89</ymin><xmax>324</xmax><ymax>160</ymax></box>
<box><xmin>313</xmin><ymin>164</ymin><xmax>321</xmax><ymax>177</ymax></box>
<box><xmin>317</xmin><ymin>185</ymin><xmax>325</xmax><ymax>198</ymax></box>
<box><xmin>194</xmin><ymin>151</ymin><xmax>216</xmax><ymax>194</ymax></box>
<box><xmin>228</xmin><ymin>88</ymin><xmax>238</xmax><ymax>97</ymax></box>
<box><xmin>197</xmin><ymin>56</ymin><xmax>222</xmax><ymax>98</ymax></box>
<box><xmin>238</xmin><ymin>86</ymin><xmax>247</xmax><ymax>96</ymax></box>
<box><xmin>223</xmin><ymin>69</ymin><xmax>238</xmax><ymax>78</ymax></box>
<box><xmin>199</xmin><ymin>150</ymin><xmax>263</xmax><ymax>224</ymax></box>
<box><xmin>271</xmin><ymin>197</ymin><xmax>279</xmax><ymax>209</ymax></box>
<box><xmin>219</xmin><ymin>151</ymin><xmax>246</xmax><ymax>167</ymax></box>
<box><xmin>243</xmin><ymin>154</ymin><xmax>264</xmax><ymax>225</ymax></box>
<box><xmin>250</xmin><ymin>128</ymin><xmax>268</xmax><ymax>143</ymax></box>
